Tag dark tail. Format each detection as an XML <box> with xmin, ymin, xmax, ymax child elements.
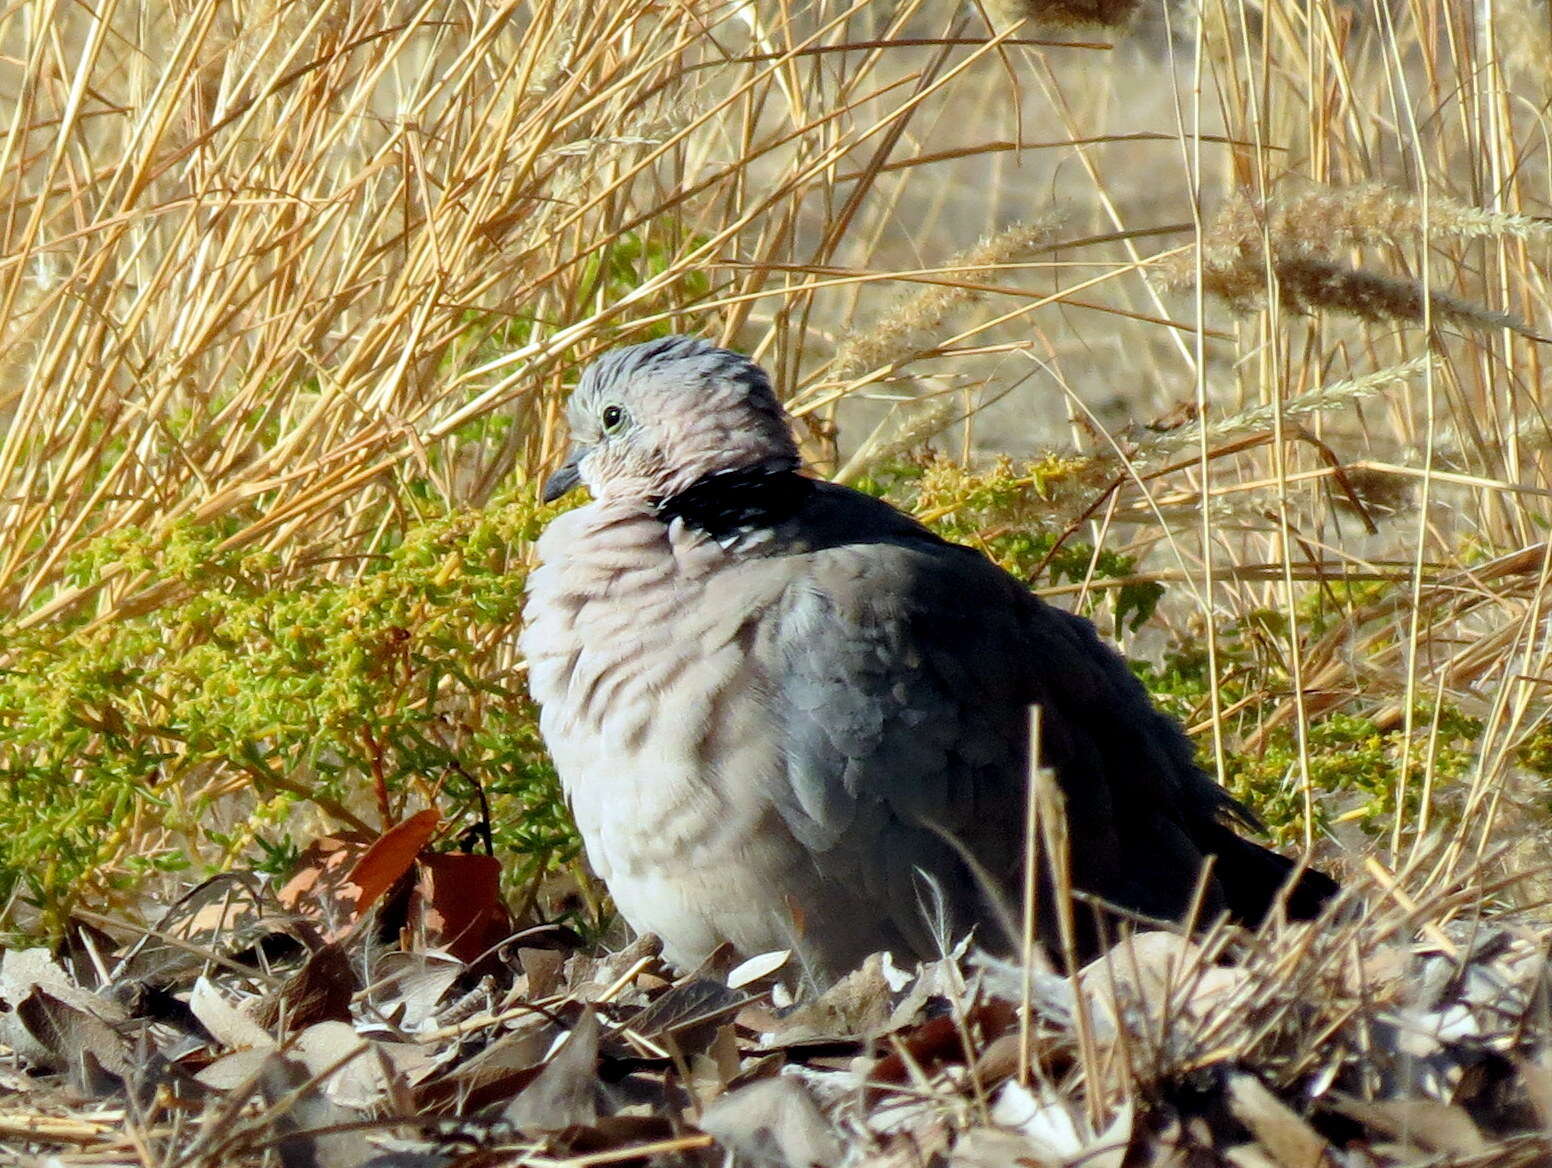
<box><xmin>1202</xmin><ymin>823</ymin><xmax>1340</xmax><ymax>927</ymax></box>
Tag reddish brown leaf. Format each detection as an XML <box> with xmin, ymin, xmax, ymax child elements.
<box><xmin>410</xmin><ymin>851</ymin><xmax>512</xmax><ymax>963</ymax></box>
<box><xmin>870</xmin><ymin>998</ymin><xmax>1016</xmax><ymax>1091</ymax></box>
<box><xmin>277</xmin><ymin>833</ymin><xmax>373</xmax><ymax>917</ymax></box>
<box><xmin>342</xmin><ymin>809</ymin><xmax>441</xmax><ymax>917</ymax></box>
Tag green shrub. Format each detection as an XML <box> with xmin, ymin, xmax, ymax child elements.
<box><xmin>0</xmin><ymin>488</ymin><xmax>575</xmax><ymax>928</ymax></box>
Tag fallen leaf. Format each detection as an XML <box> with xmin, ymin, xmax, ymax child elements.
<box><xmin>195</xmin><ymin>1048</ymin><xmax>277</xmax><ymax>1092</ymax></box>
<box><xmin>1080</xmin><ymin>931</ymin><xmax>1210</xmax><ymax>1026</ymax></box>
<box><xmin>257</xmin><ymin>1052</ymin><xmax>374</xmax><ymax>1168</ymax></box>
<box><xmin>871</xmin><ymin>998</ymin><xmax>1016</xmax><ymax>1091</ymax></box>
<box><xmin>415</xmin><ymin>1019</ymin><xmax>554</xmax><ymax>1113</ymax></box>
<box><xmin>291</xmin><ymin>1021</ymin><xmax>388</xmax><ymax>1110</ymax></box>
<box><xmin>728</xmin><ymin>950</ymin><xmax>791</xmax><ymax>989</ymax></box>
<box><xmin>409</xmin><ymin>850</ymin><xmax>511</xmax><ymax>963</ymax></box>
<box><xmin>627</xmin><ymin>977</ymin><xmax>748</xmax><ymax>1052</ymax></box>
<box><xmin>700</xmin><ymin>1076</ymin><xmax>842</xmax><ymax>1168</ymax></box>
<box><xmin>367</xmin><ymin>951</ymin><xmax>464</xmax><ymax>1033</ymax></box>
<box><xmin>544</xmin><ymin>1115</ymin><xmax>683</xmax><ymax>1160</ymax></box>
<box><xmin>15</xmin><ymin>988</ymin><xmax>133</xmax><ymax>1091</ymax></box>
<box><xmin>771</xmin><ymin>952</ymin><xmax>894</xmax><ymax>1039</ymax></box>
<box><xmin>520</xmin><ymin>947</ymin><xmax>566</xmax><ymax>999</ymax></box>
<box><xmin>950</xmin><ymin>1127</ymin><xmax>1044</xmax><ymax>1168</ymax></box>
<box><xmin>254</xmin><ymin>942</ymin><xmax>357</xmax><ymax>1033</ymax></box>
<box><xmin>1227</xmin><ymin>1072</ymin><xmax>1330</xmax><ymax>1168</ymax></box>
<box><xmin>504</xmin><ymin>1006</ymin><xmax>607</xmax><ymax>1132</ymax></box>
<box><xmin>277</xmin><ymin>833</ymin><xmax>374</xmax><ymax>917</ymax></box>
<box><xmin>189</xmin><ymin>976</ymin><xmax>275</xmax><ymax>1051</ymax></box>
<box><xmin>989</xmin><ymin>1079</ymin><xmax>1086</xmax><ymax>1159</ymax></box>
<box><xmin>344</xmin><ymin>809</ymin><xmax>441</xmax><ymax>917</ymax></box>
<box><xmin>1331</xmin><ymin>1095</ymin><xmax>1487</xmax><ymax>1156</ymax></box>
<box><xmin>0</xmin><ymin>949</ymin><xmax>126</xmax><ymax>1069</ymax></box>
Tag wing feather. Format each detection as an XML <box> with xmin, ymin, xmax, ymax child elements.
<box><xmin>761</xmin><ymin>483</ymin><xmax>1246</xmax><ymax>958</ymax></box>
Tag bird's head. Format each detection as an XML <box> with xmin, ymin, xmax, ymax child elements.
<box><xmin>542</xmin><ymin>336</ymin><xmax>801</xmax><ymax>506</ymax></box>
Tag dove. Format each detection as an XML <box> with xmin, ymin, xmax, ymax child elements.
<box><xmin>520</xmin><ymin>336</ymin><xmax>1336</xmax><ymax>984</ymax></box>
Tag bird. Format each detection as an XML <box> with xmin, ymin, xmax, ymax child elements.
<box><xmin>520</xmin><ymin>335</ymin><xmax>1337</xmax><ymax>985</ymax></box>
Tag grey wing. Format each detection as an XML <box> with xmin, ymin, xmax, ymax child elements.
<box><xmin>759</xmin><ymin>534</ymin><xmax>1041</xmax><ymax>961</ymax></box>
<box><xmin>761</xmin><ymin>493</ymin><xmax>1243</xmax><ymax>962</ymax></box>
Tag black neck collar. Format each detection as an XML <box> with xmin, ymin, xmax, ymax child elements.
<box><xmin>652</xmin><ymin>464</ymin><xmax>813</xmax><ymax>537</ymax></box>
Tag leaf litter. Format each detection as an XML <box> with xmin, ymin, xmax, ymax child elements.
<box><xmin>2</xmin><ymin>836</ymin><xmax>1552</xmax><ymax>1166</ymax></box>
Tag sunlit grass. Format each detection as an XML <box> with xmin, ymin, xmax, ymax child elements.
<box><xmin>0</xmin><ymin>0</ymin><xmax>1549</xmax><ymax>937</ymax></box>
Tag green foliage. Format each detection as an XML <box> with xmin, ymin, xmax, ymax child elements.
<box><xmin>1134</xmin><ymin>628</ymin><xmax>1486</xmax><ymax>844</ymax></box>
<box><xmin>867</xmin><ymin>454</ymin><xmax>1164</xmax><ymax>630</ymax></box>
<box><xmin>0</xmin><ymin>488</ymin><xmax>576</xmax><ymax>926</ymax></box>
<box><xmin>0</xmin><ymin>225</ymin><xmax>718</xmax><ymax>932</ymax></box>
<box><xmin>1519</xmin><ymin>726</ymin><xmax>1552</xmax><ymax>779</ymax></box>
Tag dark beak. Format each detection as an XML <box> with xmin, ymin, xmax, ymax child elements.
<box><xmin>541</xmin><ymin>448</ymin><xmax>585</xmax><ymax>503</ymax></box>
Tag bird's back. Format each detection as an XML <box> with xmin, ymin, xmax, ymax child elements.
<box><xmin>758</xmin><ymin>482</ymin><xmax>1305</xmax><ymax>960</ymax></box>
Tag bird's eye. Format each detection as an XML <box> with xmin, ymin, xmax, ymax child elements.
<box><xmin>601</xmin><ymin>404</ymin><xmax>626</xmax><ymax>432</ymax></box>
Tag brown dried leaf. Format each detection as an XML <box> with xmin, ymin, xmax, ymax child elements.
<box><xmin>699</xmin><ymin>1077</ymin><xmax>842</xmax><ymax>1168</ymax></box>
<box><xmin>1080</xmin><ymin>931</ymin><xmax>1214</xmax><ymax>1023</ymax></box>
<box><xmin>409</xmin><ymin>850</ymin><xmax>510</xmax><ymax>963</ymax></box>
<box><xmin>195</xmin><ymin>1048</ymin><xmax>278</xmax><ymax>1092</ymax></box>
<box><xmin>1226</xmin><ymin>1072</ymin><xmax>1331</xmax><ymax>1168</ymax></box>
<box><xmin>0</xmin><ymin>949</ymin><xmax>126</xmax><ymax>1069</ymax></box>
<box><xmin>414</xmin><ymin>1019</ymin><xmax>555</xmax><ymax>1113</ymax></box>
<box><xmin>770</xmin><ymin>952</ymin><xmax>894</xmax><ymax>1040</ymax></box>
<box><xmin>520</xmin><ymin>947</ymin><xmax>566</xmax><ymax>999</ymax></box>
<box><xmin>567</xmin><ymin>933</ymin><xmax>665</xmax><ymax>1000</ymax></box>
<box><xmin>872</xmin><ymin>998</ymin><xmax>1017</xmax><ymax>1090</ymax></box>
<box><xmin>544</xmin><ymin>1115</ymin><xmax>683</xmax><ymax>1160</ymax></box>
<box><xmin>951</xmin><ymin>1127</ymin><xmax>1051</xmax><ymax>1168</ymax></box>
<box><xmin>1331</xmin><ymin>1095</ymin><xmax>1487</xmax><ymax>1156</ymax></box>
<box><xmin>291</xmin><ymin>1021</ymin><xmax>388</xmax><ymax>1110</ymax></box>
<box><xmin>257</xmin><ymin>1052</ymin><xmax>375</xmax><ymax>1168</ymax></box>
<box><xmin>253</xmin><ymin>942</ymin><xmax>356</xmax><ymax>1034</ymax></box>
<box><xmin>189</xmin><ymin>976</ymin><xmax>275</xmax><ymax>1051</ymax></box>
<box><xmin>15</xmin><ymin>988</ymin><xmax>134</xmax><ymax>1091</ymax></box>
<box><xmin>370</xmin><ymin>951</ymin><xmax>464</xmax><ymax>1032</ymax></box>
<box><xmin>343</xmin><ymin>809</ymin><xmax>440</xmax><ymax>916</ymax></box>
<box><xmin>626</xmin><ymin>977</ymin><xmax>748</xmax><ymax>1051</ymax></box>
<box><xmin>503</xmin><ymin>1006</ymin><xmax>606</xmax><ymax>1132</ymax></box>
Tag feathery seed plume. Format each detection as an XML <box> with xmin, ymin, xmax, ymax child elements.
<box><xmin>1140</xmin><ymin>356</ymin><xmax>1436</xmax><ymax>458</ymax></box>
<box><xmin>991</xmin><ymin>0</ymin><xmax>1145</xmax><ymax>29</ymax></box>
<box><xmin>1165</xmin><ymin>187</ymin><xmax>1546</xmax><ymax>338</ymax></box>
<box><xmin>834</xmin><ymin>216</ymin><xmax>1062</xmax><ymax>380</ymax></box>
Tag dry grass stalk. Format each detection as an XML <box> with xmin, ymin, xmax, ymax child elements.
<box><xmin>0</xmin><ymin>2</ymin><xmax>1077</xmax><ymax>632</ymax></box>
<box><xmin>1494</xmin><ymin>0</ymin><xmax>1552</xmax><ymax>103</ymax></box>
<box><xmin>835</xmin><ymin>391</ymin><xmax>964</xmax><ymax>481</ymax></box>
<box><xmin>1164</xmin><ymin>189</ymin><xmax>1545</xmax><ymax>336</ymax></box>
